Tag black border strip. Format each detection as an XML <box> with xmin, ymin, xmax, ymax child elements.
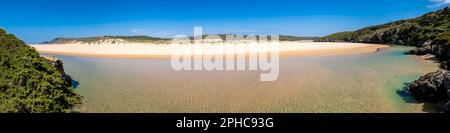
<box><xmin>1</xmin><ymin>113</ymin><xmax>449</xmax><ymax>131</ymax></box>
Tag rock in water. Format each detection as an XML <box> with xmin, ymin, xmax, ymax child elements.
<box><xmin>442</xmin><ymin>101</ymin><xmax>450</xmax><ymax>113</ymax></box>
<box><xmin>407</xmin><ymin>69</ymin><xmax>450</xmax><ymax>102</ymax></box>
<box><xmin>407</xmin><ymin>69</ymin><xmax>450</xmax><ymax>112</ymax></box>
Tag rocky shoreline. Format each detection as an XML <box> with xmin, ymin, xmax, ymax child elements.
<box><xmin>43</xmin><ymin>56</ymin><xmax>74</xmax><ymax>87</ymax></box>
<box><xmin>315</xmin><ymin>6</ymin><xmax>450</xmax><ymax>113</ymax></box>
<box><xmin>405</xmin><ymin>43</ymin><xmax>450</xmax><ymax>113</ymax></box>
<box><xmin>406</xmin><ymin>69</ymin><xmax>450</xmax><ymax>113</ymax></box>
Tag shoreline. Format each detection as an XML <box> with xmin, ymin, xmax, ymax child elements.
<box><xmin>31</xmin><ymin>42</ymin><xmax>390</xmax><ymax>59</ymax></box>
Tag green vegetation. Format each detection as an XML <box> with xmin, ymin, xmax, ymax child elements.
<box><xmin>318</xmin><ymin>5</ymin><xmax>450</xmax><ymax>45</ymax></box>
<box><xmin>44</xmin><ymin>34</ymin><xmax>318</xmax><ymax>44</ymax></box>
<box><xmin>317</xmin><ymin>6</ymin><xmax>450</xmax><ymax>62</ymax></box>
<box><xmin>217</xmin><ymin>34</ymin><xmax>318</xmax><ymax>41</ymax></box>
<box><xmin>192</xmin><ymin>34</ymin><xmax>319</xmax><ymax>41</ymax></box>
<box><xmin>317</xmin><ymin>6</ymin><xmax>450</xmax><ymax>112</ymax></box>
<box><xmin>0</xmin><ymin>28</ymin><xmax>81</xmax><ymax>113</ymax></box>
<box><xmin>43</xmin><ymin>35</ymin><xmax>171</xmax><ymax>44</ymax></box>
<box><xmin>318</xmin><ymin>31</ymin><xmax>356</xmax><ymax>42</ymax></box>
<box><xmin>279</xmin><ymin>35</ymin><xmax>319</xmax><ymax>41</ymax></box>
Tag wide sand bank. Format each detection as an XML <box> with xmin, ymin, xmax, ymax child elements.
<box><xmin>31</xmin><ymin>42</ymin><xmax>389</xmax><ymax>59</ymax></box>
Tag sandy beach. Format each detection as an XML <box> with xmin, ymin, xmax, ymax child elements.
<box><xmin>30</xmin><ymin>42</ymin><xmax>389</xmax><ymax>59</ymax></box>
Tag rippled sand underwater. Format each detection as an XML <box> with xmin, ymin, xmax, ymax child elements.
<box><xmin>54</xmin><ymin>46</ymin><xmax>439</xmax><ymax>112</ymax></box>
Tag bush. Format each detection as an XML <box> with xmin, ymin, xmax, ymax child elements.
<box><xmin>0</xmin><ymin>28</ymin><xmax>81</xmax><ymax>113</ymax></box>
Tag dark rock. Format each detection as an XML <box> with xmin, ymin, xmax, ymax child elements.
<box><xmin>405</xmin><ymin>46</ymin><xmax>432</xmax><ymax>55</ymax></box>
<box><xmin>407</xmin><ymin>69</ymin><xmax>450</xmax><ymax>102</ymax></box>
<box><xmin>407</xmin><ymin>69</ymin><xmax>450</xmax><ymax>112</ymax></box>
<box><xmin>48</xmin><ymin>59</ymin><xmax>73</xmax><ymax>87</ymax></box>
<box><xmin>441</xmin><ymin>100</ymin><xmax>450</xmax><ymax>113</ymax></box>
<box><xmin>440</xmin><ymin>61</ymin><xmax>450</xmax><ymax>70</ymax></box>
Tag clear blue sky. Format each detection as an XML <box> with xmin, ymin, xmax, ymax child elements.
<box><xmin>0</xmin><ymin>0</ymin><xmax>449</xmax><ymax>43</ymax></box>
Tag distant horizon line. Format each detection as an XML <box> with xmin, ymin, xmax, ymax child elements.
<box><xmin>38</xmin><ymin>34</ymin><xmax>323</xmax><ymax>43</ymax></box>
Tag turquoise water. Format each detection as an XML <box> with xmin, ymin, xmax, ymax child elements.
<box><xmin>48</xmin><ymin>46</ymin><xmax>439</xmax><ymax>112</ymax></box>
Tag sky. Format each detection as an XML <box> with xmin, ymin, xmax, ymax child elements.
<box><xmin>0</xmin><ymin>0</ymin><xmax>449</xmax><ymax>43</ymax></box>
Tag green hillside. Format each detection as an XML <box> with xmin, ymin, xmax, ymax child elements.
<box><xmin>198</xmin><ymin>34</ymin><xmax>319</xmax><ymax>41</ymax></box>
<box><xmin>43</xmin><ymin>35</ymin><xmax>171</xmax><ymax>44</ymax></box>
<box><xmin>44</xmin><ymin>34</ymin><xmax>318</xmax><ymax>44</ymax></box>
<box><xmin>0</xmin><ymin>28</ymin><xmax>81</xmax><ymax>112</ymax></box>
<box><xmin>318</xmin><ymin>6</ymin><xmax>450</xmax><ymax>65</ymax></box>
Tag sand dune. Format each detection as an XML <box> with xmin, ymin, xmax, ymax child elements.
<box><xmin>30</xmin><ymin>42</ymin><xmax>389</xmax><ymax>59</ymax></box>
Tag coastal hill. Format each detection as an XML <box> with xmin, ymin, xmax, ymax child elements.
<box><xmin>196</xmin><ymin>34</ymin><xmax>319</xmax><ymax>42</ymax></box>
<box><xmin>317</xmin><ymin>6</ymin><xmax>450</xmax><ymax>64</ymax></box>
<box><xmin>318</xmin><ymin>6</ymin><xmax>450</xmax><ymax>112</ymax></box>
<box><xmin>42</xmin><ymin>35</ymin><xmax>319</xmax><ymax>44</ymax></box>
<box><xmin>43</xmin><ymin>36</ymin><xmax>171</xmax><ymax>44</ymax></box>
<box><xmin>0</xmin><ymin>28</ymin><xmax>81</xmax><ymax>112</ymax></box>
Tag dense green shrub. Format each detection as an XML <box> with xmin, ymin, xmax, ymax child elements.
<box><xmin>0</xmin><ymin>28</ymin><xmax>81</xmax><ymax>113</ymax></box>
<box><xmin>317</xmin><ymin>6</ymin><xmax>450</xmax><ymax>62</ymax></box>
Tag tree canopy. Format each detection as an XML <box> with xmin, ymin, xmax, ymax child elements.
<box><xmin>0</xmin><ymin>28</ymin><xmax>81</xmax><ymax>113</ymax></box>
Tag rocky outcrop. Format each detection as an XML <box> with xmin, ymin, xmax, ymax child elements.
<box><xmin>405</xmin><ymin>41</ymin><xmax>433</xmax><ymax>55</ymax></box>
<box><xmin>441</xmin><ymin>101</ymin><xmax>450</xmax><ymax>113</ymax></box>
<box><xmin>45</xmin><ymin>56</ymin><xmax>73</xmax><ymax>87</ymax></box>
<box><xmin>407</xmin><ymin>69</ymin><xmax>450</xmax><ymax>112</ymax></box>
